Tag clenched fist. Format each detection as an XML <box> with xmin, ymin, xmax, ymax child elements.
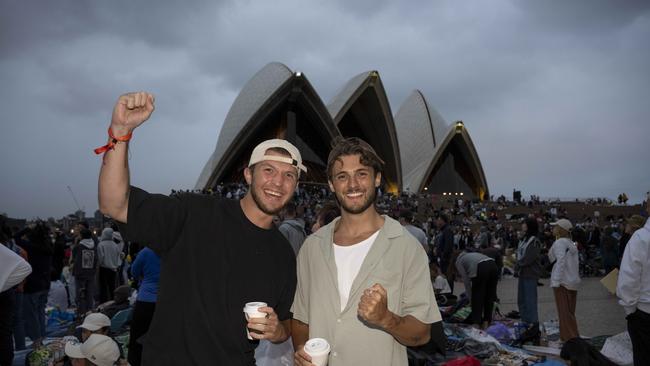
<box><xmin>110</xmin><ymin>92</ymin><xmax>155</xmax><ymax>136</ymax></box>
<box><xmin>357</xmin><ymin>283</ymin><xmax>392</xmax><ymax>328</ymax></box>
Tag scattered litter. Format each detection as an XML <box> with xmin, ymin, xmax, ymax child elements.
<box><xmin>523</xmin><ymin>345</ymin><xmax>562</xmax><ymax>356</ymax></box>
<box><xmin>600</xmin><ymin>331</ymin><xmax>633</xmax><ymax>366</ymax></box>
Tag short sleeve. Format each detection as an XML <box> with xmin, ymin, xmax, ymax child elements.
<box><xmin>401</xmin><ymin>243</ymin><xmax>442</xmax><ymax>324</ymax></box>
<box><xmin>117</xmin><ymin>186</ymin><xmax>188</xmax><ymax>257</ymax></box>
<box><xmin>290</xmin><ymin>239</ymin><xmax>311</xmax><ymax>324</ymax></box>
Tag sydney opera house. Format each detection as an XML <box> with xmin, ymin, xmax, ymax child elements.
<box><xmin>195</xmin><ymin>63</ymin><xmax>489</xmax><ymax>200</ymax></box>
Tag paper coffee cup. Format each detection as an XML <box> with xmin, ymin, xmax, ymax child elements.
<box><xmin>304</xmin><ymin>338</ymin><xmax>330</xmax><ymax>366</ymax></box>
<box><xmin>243</xmin><ymin>302</ymin><xmax>267</xmax><ymax>340</ymax></box>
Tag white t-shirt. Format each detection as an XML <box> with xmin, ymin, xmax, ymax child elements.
<box><xmin>333</xmin><ymin>230</ymin><xmax>380</xmax><ymax>312</ymax></box>
<box><xmin>433</xmin><ymin>275</ymin><xmax>452</xmax><ymax>294</ymax></box>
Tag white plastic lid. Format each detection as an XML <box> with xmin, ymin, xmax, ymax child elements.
<box><xmin>243</xmin><ymin>302</ymin><xmax>267</xmax><ymax>312</ymax></box>
<box><xmin>305</xmin><ymin>338</ymin><xmax>330</xmax><ymax>354</ymax></box>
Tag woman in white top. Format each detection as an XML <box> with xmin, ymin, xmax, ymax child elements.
<box><xmin>548</xmin><ymin>219</ymin><xmax>580</xmax><ymax>341</ymax></box>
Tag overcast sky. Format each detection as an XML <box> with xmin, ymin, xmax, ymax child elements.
<box><xmin>1</xmin><ymin>0</ymin><xmax>649</xmax><ymax>219</ymax></box>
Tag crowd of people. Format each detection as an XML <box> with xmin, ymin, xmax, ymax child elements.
<box><xmin>2</xmin><ymin>91</ymin><xmax>649</xmax><ymax>365</ymax></box>
<box><xmin>0</xmin><ymin>215</ymin><xmax>162</xmax><ymax>366</ymax></box>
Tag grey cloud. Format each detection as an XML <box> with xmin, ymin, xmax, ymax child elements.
<box><xmin>516</xmin><ymin>0</ymin><xmax>650</xmax><ymax>34</ymax></box>
<box><xmin>331</xmin><ymin>0</ymin><xmax>394</xmax><ymax>17</ymax></box>
<box><xmin>0</xmin><ymin>2</ymin><xmax>98</xmax><ymax>58</ymax></box>
<box><xmin>0</xmin><ymin>1</ymin><xmax>231</xmax><ymax>58</ymax></box>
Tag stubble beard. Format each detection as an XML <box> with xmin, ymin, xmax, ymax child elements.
<box><xmin>335</xmin><ymin>187</ymin><xmax>377</xmax><ymax>215</ymax></box>
<box><xmin>250</xmin><ymin>177</ymin><xmax>288</xmax><ymax>216</ymax></box>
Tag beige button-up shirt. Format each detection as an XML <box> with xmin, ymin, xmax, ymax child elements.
<box><xmin>292</xmin><ymin>216</ymin><xmax>441</xmax><ymax>366</ymax></box>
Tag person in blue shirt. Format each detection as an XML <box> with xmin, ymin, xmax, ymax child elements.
<box><xmin>128</xmin><ymin>246</ymin><xmax>160</xmax><ymax>366</ymax></box>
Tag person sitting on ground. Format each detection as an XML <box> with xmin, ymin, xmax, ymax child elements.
<box><xmin>64</xmin><ymin>334</ymin><xmax>120</xmax><ymax>366</ymax></box>
<box><xmin>97</xmin><ymin>285</ymin><xmax>131</xmax><ymax>319</ymax></box>
<box><xmin>430</xmin><ymin>262</ymin><xmax>456</xmax><ymax>306</ymax></box>
<box><xmin>76</xmin><ymin>312</ymin><xmax>128</xmax><ymax>364</ymax></box>
<box><xmin>77</xmin><ymin>313</ymin><xmax>111</xmax><ymax>341</ymax></box>
<box><xmin>28</xmin><ymin>312</ymin><xmax>117</xmax><ymax>366</ymax></box>
<box><xmin>430</xmin><ymin>262</ymin><xmax>451</xmax><ymax>295</ymax></box>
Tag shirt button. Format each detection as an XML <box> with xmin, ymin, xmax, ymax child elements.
<box><xmin>332</xmin><ymin>352</ymin><xmax>338</xmax><ymax>357</ymax></box>
<box><xmin>337</xmin><ymin>318</ymin><xmax>341</xmax><ymax>323</ymax></box>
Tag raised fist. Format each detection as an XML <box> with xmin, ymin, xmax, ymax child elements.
<box><xmin>110</xmin><ymin>92</ymin><xmax>155</xmax><ymax>136</ymax></box>
<box><xmin>357</xmin><ymin>283</ymin><xmax>391</xmax><ymax>328</ymax></box>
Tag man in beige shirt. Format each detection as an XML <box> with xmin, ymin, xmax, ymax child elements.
<box><xmin>292</xmin><ymin>137</ymin><xmax>441</xmax><ymax>366</ymax></box>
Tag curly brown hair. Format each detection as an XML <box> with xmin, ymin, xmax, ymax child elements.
<box><xmin>326</xmin><ymin>137</ymin><xmax>384</xmax><ymax>179</ymax></box>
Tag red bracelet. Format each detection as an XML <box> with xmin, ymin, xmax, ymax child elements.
<box><xmin>94</xmin><ymin>127</ymin><xmax>133</xmax><ymax>154</ymax></box>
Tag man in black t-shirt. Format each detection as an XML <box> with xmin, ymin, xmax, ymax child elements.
<box><xmin>97</xmin><ymin>92</ymin><xmax>304</xmax><ymax>365</ymax></box>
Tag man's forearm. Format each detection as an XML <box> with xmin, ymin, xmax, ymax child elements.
<box><xmin>98</xmin><ymin>131</ymin><xmax>130</xmax><ymax>223</ymax></box>
<box><xmin>98</xmin><ymin>92</ymin><xmax>155</xmax><ymax>223</ymax></box>
<box><xmin>291</xmin><ymin>319</ymin><xmax>310</xmax><ymax>350</ymax></box>
<box><xmin>381</xmin><ymin>313</ymin><xmax>430</xmax><ymax>346</ymax></box>
<box><xmin>272</xmin><ymin>319</ymin><xmax>292</xmax><ymax>343</ymax></box>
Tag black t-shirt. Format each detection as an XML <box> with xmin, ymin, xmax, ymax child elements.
<box><xmin>118</xmin><ymin>186</ymin><xmax>296</xmax><ymax>366</ymax></box>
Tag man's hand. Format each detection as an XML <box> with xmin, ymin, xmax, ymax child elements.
<box><xmin>358</xmin><ymin>283</ymin><xmax>431</xmax><ymax>346</ymax></box>
<box><xmin>247</xmin><ymin>306</ymin><xmax>287</xmax><ymax>343</ymax></box>
<box><xmin>294</xmin><ymin>345</ymin><xmax>315</xmax><ymax>366</ymax></box>
<box><xmin>358</xmin><ymin>283</ymin><xmax>392</xmax><ymax>328</ymax></box>
<box><xmin>110</xmin><ymin>92</ymin><xmax>155</xmax><ymax>136</ymax></box>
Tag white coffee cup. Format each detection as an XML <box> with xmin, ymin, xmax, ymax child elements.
<box><xmin>243</xmin><ymin>302</ymin><xmax>267</xmax><ymax>340</ymax></box>
<box><xmin>304</xmin><ymin>337</ymin><xmax>330</xmax><ymax>366</ymax></box>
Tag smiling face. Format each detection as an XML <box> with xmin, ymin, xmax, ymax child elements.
<box><xmin>328</xmin><ymin>154</ymin><xmax>381</xmax><ymax>215</ymax></box>
<box><xmin>244</xmin><ymin>150</ymin><xmax>299</xmax><ymax>216</ymax></box>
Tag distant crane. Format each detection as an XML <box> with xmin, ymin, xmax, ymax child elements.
<box><xmin>67</xmin><ymin>185</ymin><xmax>83</xmax><ymax>212</ymax></box>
